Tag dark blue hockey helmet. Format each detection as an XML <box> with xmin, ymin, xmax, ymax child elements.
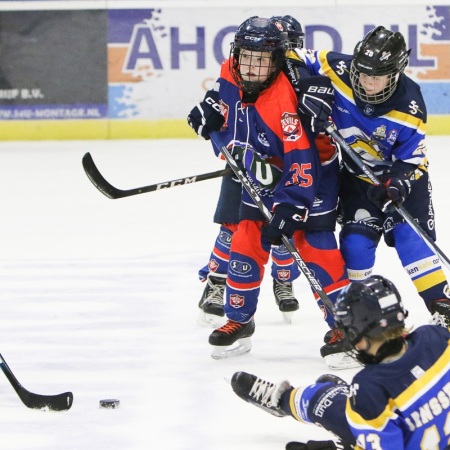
<box><xmin>271</xmin><ymin>15</ymin><xmax>304</xmax><ymax>49</ymax></box>
<box><xmin>230</xmin><ymin>17</ymin><xmax>287</xmax><ymax>94</ymax></box>
<box><xmin>350</xmin><ymin>26</ymin><xmax>411</xmax><ymax>104</ymax></box>
<box><xmin>334</xmin><ymin>275</ymin><xmax>407</xmax><ymax>346</ymax></box>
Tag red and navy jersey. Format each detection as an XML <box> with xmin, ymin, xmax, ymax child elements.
<box><xmin>211</xmin><ymin>59</ymin><xmax>319</xmax><ymax>215</ymax></box>
<box><xmin>346</xmin><ymin>325</ymin><xmax>450</xmax><ymax>449</ymax></box>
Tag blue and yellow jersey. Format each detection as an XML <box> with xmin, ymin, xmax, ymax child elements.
<box><xmin>346</xmin><ymin>325</ymin><xmax>450</xmax><ymax>449</ymax></box>
<box><xmin>297</xmin><ymin>49</ymin><xmax>428</xmax><ymax>181</ymax></box>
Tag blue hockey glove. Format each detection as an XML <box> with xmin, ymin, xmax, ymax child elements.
<box><xmin>187</xmin><ymin>89</ymin><xmax>225</xmax><ymax>139</ymax></box>
<box><xmin>367</xmin><ymin>161</ymin><xmax>414</xmax><ymax>212</ymax></box>
<box><xmin>262</xmin><ymin>204</ymin><xmax>308</xmax><ymax>245</ymax></box>
<box><xmin>297</xmin><ymin>76</ymin><xmax>334</xmax><ymax>133</ymax></box>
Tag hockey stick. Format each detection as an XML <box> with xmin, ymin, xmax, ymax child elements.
<box><xmin>82</xmin><ymin>152</ymin><xmax>232</xmax><ymax>199</ymax></box>
<box><xmin>0</xmin><ymin>353</ymin><xmax>73</xmax><ymax>411</ymax></box>
<box><xmin>209</xmin><ymin>132</ymin><xmax>335</xmax><ymax>314</ymax></box>
<box><xmin>326</xmin><ymin>123</ymin><xmax>450</xmax><ymax>271</ymax></box>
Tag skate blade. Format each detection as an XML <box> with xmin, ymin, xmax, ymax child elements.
<box><xmin>254</xmin><ymin>403</ymin><xmax>288</xmax><ymax>418</ymax></box>
<box><xmin>281</xmin><ymin>311</ymin><xmax>295</xmax><ymax>324</ymax></box>
<box><xmin>323</xmin><ymin>352</ymin><xmax>361</xmax><ymax>370</ymax></box>
<box><xmin>211</xmin><ymin>337</ymin><xmax>252</xmax><ymax>360</ymax></box>
<box><xmin>197</xmin><ymin>311</ymin><xmax>225</xmax><ymax>328</ymax></box>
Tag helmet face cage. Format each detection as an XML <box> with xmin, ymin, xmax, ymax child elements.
<box><xmin>334</xmin><ymin>275</ymin><xmax>407</xmax><ymax>347</ymax></box>
<box><xmin>350</xmin><ymin>26</ymin><xmax>409</xmax><ymax>104</ymax></box>
<box><xmin>285</xmin><ymin>30</ymin><xmax>304</xmax><ymax>50</ymax></box>
<box><xmin>230</xmin><ymin>17</ymin><xmax>287</xmax><ymax>94</ymax></box>
<box><xmin>271</xmin><ymin>15</ymin><xmax>304</xmax><ymax>50</ymax></box>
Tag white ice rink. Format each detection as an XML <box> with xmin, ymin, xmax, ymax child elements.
<box><xmin>0</xmin><ymin>135</ymin><xmax>449</xmax><ymax>449</ymax></box>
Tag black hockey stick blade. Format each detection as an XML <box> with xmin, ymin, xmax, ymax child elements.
<box><xmin>0</xmin><ymin>353</ymin><xmax>73</xmax><ymax>411</ymax></box>
<box><xmin>82</xmin><ymin>152</ymin><xmax>232</xmax><ymax>199</ymax></box>
<box><xmin>82</xmin><ymin>152</ymin><xmax>124</xmax><ymax>199</ymax></box>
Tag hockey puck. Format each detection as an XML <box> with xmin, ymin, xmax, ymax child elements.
<box><xmin>99</xmin><ymin>399</ymin><xmax>120</xmax><ymax>409</ymax></box>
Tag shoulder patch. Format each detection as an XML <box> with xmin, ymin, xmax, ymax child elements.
<box><xmin>281</xmin><ymin>112</ymin><xmax>302</xmax><ymax>142</ymax></box>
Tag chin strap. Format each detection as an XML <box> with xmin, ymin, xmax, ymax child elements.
<box><xmin>355</xmin><ymin>337</ymin><xmax>405</xmax><ymax>365</ymax></box>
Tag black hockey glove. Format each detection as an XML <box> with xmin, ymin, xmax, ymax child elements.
<box><xmin>286</xmin><ymin>439</ymin><xmax>351</xmax><ymax>450</ymax></box>
<box><xmin>367</xmin><ymin>161</ymin><xmax>415</xmax><ymax>212</ymax></box>
<box><xmin>297</xmin><ymin>76</ymin><xmax>334</xmax><ymax>133</ymax></box>
<box><xmin>187</xmin><ymin>89</ymin><xmax>225</xmax><ymax>139</ymax></box>
<box><xmin>262</xmin><ymin>204</ymin><xmax>308</xmax><ymax>245</ymax></box>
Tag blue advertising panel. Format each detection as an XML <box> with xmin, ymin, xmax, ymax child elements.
<box><xmin>107</xmin><ymin>6</ymin><xmax>450</xmax><ymax>122</ymax></box>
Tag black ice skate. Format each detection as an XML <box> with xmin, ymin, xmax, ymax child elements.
<box><xmin>197</xmin><ymin>273</ymin><xmax>226</xmax><ymax>327</ymax></box>
<box><xmin>315</xmin><ymin>373</ymin><xmax>347</xmax><ymax>386</ymax></box>
<box><xmin>209</xmin><ymin>319</ymin><xmax>255</xmax><ymax>359</ymax></box>
<box><xmin>231</xmin><ymin>371</ymin><xmax>291</xmax><ymax>418</ymax></box>
<box><xmin>273</xmin><ymin>279</ymin><xmax>299</xmax><ymax>324</ymax></box>
<box><xmin>320</xmin><ymin>328</ymin><xmax>361</xmax><ymax>370</ymax></box>
<box><xmin>429</xmin><ymin>299</ymin><xmax>450</xmax><ymax>330</ymax></box>
<box><xmin>286</xmin><ymin>439</ymin><xmax>348</xmax><ymax>450</ymax></box>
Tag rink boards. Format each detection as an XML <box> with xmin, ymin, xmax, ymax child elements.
<box><xmin>0</xmin><ymin>1</ymin><xmax>448</xmax><ymax>139</ymax></box>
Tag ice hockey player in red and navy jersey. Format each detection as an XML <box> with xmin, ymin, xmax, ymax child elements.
<box><xmin>187</xmin><ymin>16</ymin><xmax>349</xmax><ymax>360</ymax></box>
<box><xmin>196</xmin><ymin>15</ymin><xmax>307</xmax><ymax>329</ymax></box>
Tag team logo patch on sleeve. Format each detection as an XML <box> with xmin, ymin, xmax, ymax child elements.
<box><xmin>219</xmin><ymin>100</ymin><xmax>229</xmax><ymax>127</ymax></box>
<box><xmin>281</xmin><ymin>112</ymin><xmax>302</xmax><ymax>142</ymax></box>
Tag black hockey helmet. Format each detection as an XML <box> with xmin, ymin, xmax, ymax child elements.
<box><xmin>230</xmin><ymin>17</ymin><xmax>287</xmax><ymax>94</ymax></box>
<box><xmin>350</xmin><ymin>26</ymin><xmax>410</xmax><ymax>104</ymax></box>
<box><xmin>334</xmin><ymin>275</ymin><xmax>407</xmax><ymax>346</ymax></box>
<box><xmin>271</xmin><ymin>15</ymin><xmax>304</xmax><ymax>49</ymax></box>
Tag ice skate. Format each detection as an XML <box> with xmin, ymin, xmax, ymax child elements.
<box><xmin>286</xmin><ymin>440</ymin><xmax>346</xmax><ymax>450</ymax></box>
<box><xmin>231</xmin><ymin>371</ymin><xmax>291</xmax><ymax>417</ymax></box>
<box><xmin>209</xmin><ymin>319</ymin><xmax>255</xmax><ymax>359</ymax></box>
<box><xmin>197</xmin><ymin>273</ymin><xmax>226</xmax><ymax>327</ymax></box>
<box><xmin>320</xmin><ymin>328</ymin><xmax>361</xmax><ymax>370</ymax></box>
<box><xmin>429</xmin><ymin>299</ymin><xmax>450</xmax><ymax>330</ymax></box>
<box><xmin>273</xmin><ymin>279</ymin><xmax>299</xmax><ymax>324</ymax></box>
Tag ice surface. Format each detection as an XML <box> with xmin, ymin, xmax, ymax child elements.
<box><xmin>0</xmin><ymin>136</ymin><xmax>448</xmax><ymax>449</ymax></box>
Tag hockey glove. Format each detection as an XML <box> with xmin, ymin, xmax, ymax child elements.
<box><xmin>262</xmin><ymin>204</ymin><xmax>308</xmax><ymax>245</ymax></box>
<box><xmin>297</xmin><ymin>76</ymin><xmax>334</xmax><ymax>133</ymax></box>
<box><xmin>367</xmin><ymin>161</ymin><xmax>415</xmax><ymax>212</ymax></box>
<box><xmin>187</xmin><ymin>89</ymin><xmax>225</xmax><ymax>139</ymax></box>
<box><xmin>286</xmin><ymin>440</ymin><xmax>350</xmax><ymax>450</ymax></box>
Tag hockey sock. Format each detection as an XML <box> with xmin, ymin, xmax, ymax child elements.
<box><xmin>394</xmin><ymin>223</ymin><xmax>449</xmax><ymax>308</ymax></box>
<box><xmin>339</xmin><ymin>233</ymin><xmax>376</xmax><ymax>280</ymax></box>
<box><xmin>271</xmin><ymin>240</ymin><xmax>301</xmax><ymax>282</ymax></box>
<box><xmin>198</xmin><ymin>223</ymin><xmax>238</xmax><ymax>281</ymax></box>
<box><xmin>294</xmin><ymin>231</ymin><xmax>349</xmax><ymax>327</ymax></box>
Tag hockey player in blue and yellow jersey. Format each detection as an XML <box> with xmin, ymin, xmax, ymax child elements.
<box><xmin>187</xmin><ymin>17</ymin><xmax>349</xmax><ymax>360</ymax></box>
<box><xmin>294</xmin><ymin>27</ymin><xmax>450</xmax><ymax>340</ymax></box>
<box><xmin>230</xmin><ymin>275</ymin><xmax>450</xmax><ymax>450</ymax></box>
